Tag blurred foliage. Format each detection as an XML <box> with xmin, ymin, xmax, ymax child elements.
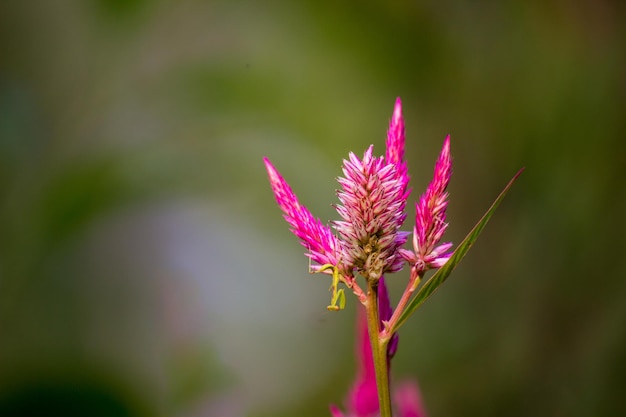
<box><xmin>0</xmin><ymin>0</ymin><xmax>625</xmax><ymax>416</ymax></box>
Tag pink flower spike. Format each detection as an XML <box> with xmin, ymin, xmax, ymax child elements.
<box><xmin>409</xmin><ymin>135</ymin><xmax>453</xmax><ymax>273</ymax></box>
<box><xmin>333</xmin><ymin>144</ymin><xmax>409</xmax><ymax>280</ymax></box>
<box><xmin>394</xmin><ymin>381</ymin><xmax>429</xmax><ymax>417</ymax></box>
<box><xmin>385</xmin><ymin>97</ymin><xmax>409</xmax><ymax>192</ymax></box>
<box><xmin>263</xmin><ymin>157</ymin><xmax>341</xmax><ymax>272</ymax></box>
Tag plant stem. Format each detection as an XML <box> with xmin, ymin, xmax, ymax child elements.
<box><xmin>366</xmin><ymin>280</ymin><xmax>393</xmax><ymax>417</ymax></box>
<box><xmin>384</xmin><ymin>270</ymin><xmax>422</xmax><ymax>337</ymax></box>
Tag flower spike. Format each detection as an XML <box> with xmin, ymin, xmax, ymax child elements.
<box><xmin>384</xmin><ymin>97</ymin><xmax>412</xmax><ymax>268</ymax></box>
<box><xmin>401</xmin><ymin>135</ymin><xmax>453</xmax><ymax>275</ymax></box>
<box><xmin>263</xmin><ymin>157</ymin><xmax>341</xmax><ymax>273</ymax></box>
<box><xmin>333</xmin><ymin>145</ymin><xmax>409</xmax><ymax>282</ymax></box>
<box><xmin>385</xmin><ymin>97</ymin><xmax>410</xmax><ymax>201</ymax></box>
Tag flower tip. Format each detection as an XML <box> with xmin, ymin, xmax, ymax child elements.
<box><xmin>263</xmin><ymin>157</ymin><xmax>280</xmax><ymax>182</ymax></box>
<box><xmin>329</xmin><ymin>404</ymin><xmax>345</xmax><ymax>417</ymax></box>
<box><xmin>393</xmin><ymin>97</ymin><xmax>403</xmax><ymax>120</ymax></box>
<box><xmin>390</xmin><ymin>98</ymin><xmax>404</xmax><ymax>135</ymax></box>
<box><xmin>394</xmin><ymin>381</ymin><xmax>428</xmax><ymax>417</ymax></box>
<box><xmin>386</xmin><ymin>97</ymin><xmax>406</xmax><ymax>169</ymax></box>
<box><xmin>437</xmin><ymin>135</ymin><xmax>452</xmax><ymax>170</ymax></box>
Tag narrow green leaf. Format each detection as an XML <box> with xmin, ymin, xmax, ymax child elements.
<box><xmin>390</xmin><ymin>168</ymin><xmax>524</xmax><ymax>334</ymax></box>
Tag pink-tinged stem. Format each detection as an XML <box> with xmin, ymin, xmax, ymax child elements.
<box><xmin>382</xmin><ymin>270</ymin><xmax>423</xmax><ymax>342</ymax></box>
<box><xmin>348</xmin><ymin>277</ymin><xmax>368</xmax><ymax>304</ymax></box>
<box><xmin>365</xmin><ymin>280</ymin><xmax>393</xmax><ymax>417</ymax></box>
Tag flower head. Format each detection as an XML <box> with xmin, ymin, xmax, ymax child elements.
<box><xmin>401</xmin><ymin>136</ymin><xmax>453</xmax><ymax>275</ymax></box>
<box><xmin>333</xmin><ymin>145</ymin><xmax>410</xmax><ymax>281</ymax></box>
<box><xmin>330</xmin><ymin>97</ymin><xmax>410</xmax><ymax>281</ymax></box>
<box><xmin>263</xmin><ymin>157</ymin><xmax>341</xmax><ymax>273</ymax></box>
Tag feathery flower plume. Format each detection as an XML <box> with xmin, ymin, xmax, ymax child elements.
<box><xmin>385</xmin><ymin>97</ymin><xmax>410</xmax><ymax>202</ymax></box>
<box><xmin>401</xmin><ymin>136</ymin><xmax>453</xmax><ymax>275</ymax></box>
<box><xmin>384</xmin><ymin>98</ymin><xmax>412</xmax><ymax>271</ymax></box>
<box><xmin>333</xmin><ymin>145</ymin><xmax>409</xmax><ymax>281</ymax></box>
<box><xmin>332</xmin><ymin>97</ymin><xmax>410</xmax><ymax>281</ymax></box>
<box><xmin>263</xmin><ymin>157</ymin><xmax>341</xmax><ymax>273</ymax></box>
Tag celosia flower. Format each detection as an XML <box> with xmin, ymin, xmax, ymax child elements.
<box><xmin>383</xmin><ymin>97</ymin><xmax>411</xmax><ymax>268</ymax></box>
<box><xmin>401</xmin><ymin>136</ymin><xmax>453</xmax><ymax>275</ymax></box>
<box><xmin>263</xmin><ymin>157</ymin><xmax>342</xmax><ymax>273</ymax></box>
<box><xmin>333</xmin><ymin>98</ymin><xmax>410</xmax><ymax>281</ymax></box>
<box><xmin>333</xmin><ymin>145</ymin><xmax>410</xmax><ymax>281</ymax></box>
<box><xmin>329</xmin><ymin>278</ymin><xmax>427</xmax><ymax>417</ymax></box>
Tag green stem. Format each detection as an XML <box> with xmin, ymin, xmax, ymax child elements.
<box><xmin>366</xmin><ymin>280</ymin><xmax>393</xmax><ymax>417</ymax></box>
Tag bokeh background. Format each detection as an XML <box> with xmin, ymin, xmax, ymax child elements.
<box><xmin>0</xmin><ymin>1</ymin><xmax>625</xmax><ymax>416</ymax></box>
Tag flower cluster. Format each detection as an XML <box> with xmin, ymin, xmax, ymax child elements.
<box><xmin>334</xmin><ymin>145</ymin><xmax>409</xmax><ymax>281</ymax></box>
<box><xmin>332</xmin><ymin>100</ymin><xmax>411</xmax><ymax>281</ymax></box>
<box><xmin>264</xmin><ymin>97</ymin><xmax>452</xmax><ymax>289</ymax></box>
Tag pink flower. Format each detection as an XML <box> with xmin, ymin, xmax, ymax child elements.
<box><xmin>332</xmin><ymin>97</ymin><xmax>411</xmax><ymax>281</ymax></box>
<box><xmin>263</xmin><ymin>157</ymin><xmax>342</xmax><ymax>273</ymax></box>
<box><xmin>401</xmin><ymin>136</ymin><xmax>453</xmax><ymax>275</ymax></box>
<box><xmin>333</xmin><ymin>145</ymin><xmax>410</xmax><ymax>281</ymax></box>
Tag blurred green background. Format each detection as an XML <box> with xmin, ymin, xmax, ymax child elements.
<box><xmin>0</xmin><ymin>1</ymin><xmax>624</xmax><ymax>416</ymax></box>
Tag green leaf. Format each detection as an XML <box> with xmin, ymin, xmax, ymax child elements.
<box><xmin>390</xmin><ymin>168</ymin><xmax>524</xmax><ymax>334</ymax></box>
